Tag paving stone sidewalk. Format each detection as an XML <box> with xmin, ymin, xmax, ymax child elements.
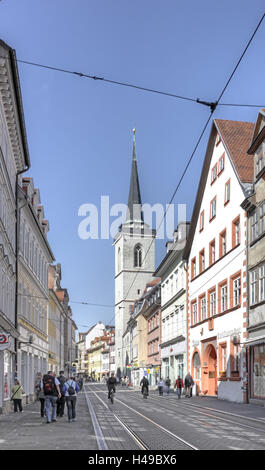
<box><xmin>0</xmin><ymin>390</ymin><xmax>98</xmax><ymax>450</ymax></box>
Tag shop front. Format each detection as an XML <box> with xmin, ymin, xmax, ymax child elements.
<box><xmin>0</xmin><ymin>328</ymin><xmax>18</xmax><ymax>414</ymax></box>
<box><xmin>248</xmin><ymin>338</ymin><xmax>265</xmax><ymax>401</ymax></box>
<box><xmin>161</xmin><ymin>339</ymin><xmax>186</xmax><ymax>385</ymax></box>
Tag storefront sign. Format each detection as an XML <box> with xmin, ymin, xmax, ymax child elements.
<box><xmin>0</xmin><ymin>331</ymin><xmax>11</xmax><ymax>351</ymax></box>
<box><xmin>218</xmin><ymin>328</ymin><xmax>241</xmax><ymax>340</ymax></box>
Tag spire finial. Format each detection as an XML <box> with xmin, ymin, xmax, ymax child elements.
<box><xmin>132</xmin><ymin>128</ymin><xmax>136</xmax><ymax>161</ymax></box>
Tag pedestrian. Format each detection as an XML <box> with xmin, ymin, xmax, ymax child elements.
<box><xmin>78</xmin><ymin>377</ymin><xmax>83</xmax><ymax>391</ymax></box>
<box><xmin>57</xmin><ymin>370</ymin><xmax>67</xmax><ymax>417</ymax></box>
<box><xmin>184</xmin><ymin>372</ymin><xmax>194</xmax><ymax>398</ymax></box>
<box><xmin>11</xmin><ymin>380</ymin><xmax>24</xmax><ymax>413</ymax></box>
<box><xmin>165</xmin><ymin>377</ymin><xmax>171</xmax><ymax>395</ymax></box>
<box><xmin>157</xmin><ymin>378</ymin><xmax>164</xmax><ymax>396</ymax></box>
<box><xmin>35</xmin><ymin>372</ymin><xmax>45</xmax><ymax>417</ymax></box>
<box><xmin>174</xmin><ymin>376</ymin><xmax>184</xmax><ymax>399</ymax></box>
<box><xmin>41</xmin><ymin>371</ymin><xmax>61</xmax><ymax>423</ymax></box>
<box><xmin>63</xmin><ymin>376</ymin><xmax>79</xmax><ymax>422</ymax></box>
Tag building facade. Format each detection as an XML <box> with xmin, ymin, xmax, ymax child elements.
<box><xmin>17</xmin><ymin>177</ymin><xmax>54</xmax><ymax>404</ymax></box>
<box><xmin>114</xmin><ymin>131</ymin><xmax>155</xmax><ymax>378</ymax></box>
<box><xmin>0</xmin><ymin>41</ymin><xmax>30</xmax><ymax>413</ymax></box>
<box><xmin>48</xmin><ymin>264</ymin><xmax>66</xmax><ymax>375</ymax></box>
<box><xmin>155</xmin><ymin>223</ymin><xmax>188</xmax><ymax>386</ymax></box>
<box><xmin>242</xmin><ymin>109</ymin><xmax>265</xmax><ymax>402</ymax></box>
<box><xmin>141</xmin><ymin>279</ymin><xmax>161</xmax><ymax>386</ymax></box>
<box><xmin>185</xmin><ymin>119</ymin><xmax>254</xmax><ymax>403</ymax></box>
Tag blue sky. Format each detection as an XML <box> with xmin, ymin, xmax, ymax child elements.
<box><xmin>1</xmin><ymin>0</ymin><xmax>264</xmax><ymax>331</ymax></box>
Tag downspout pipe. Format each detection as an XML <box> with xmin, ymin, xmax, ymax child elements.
<box><xmin>15</xmin><ymin>166</ymin><xmax>29</xmax><ymax>375</ymax></box>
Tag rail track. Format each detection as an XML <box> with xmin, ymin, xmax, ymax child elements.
<box><xmin>85</xmin><ymin>384</ymin><xmax>198</xmax><ymax>451</ymax></box>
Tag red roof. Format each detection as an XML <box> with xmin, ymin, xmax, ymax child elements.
<box><xmin>215</xmin><ymin>119</ymin><xmax>254</xmax><ymax>183</ymax></box>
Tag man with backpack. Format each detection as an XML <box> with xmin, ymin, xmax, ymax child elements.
<box><xmin>41</xmin><ymin>371</ymin><xmax>61</xmax><ymax>423</ymax></box>
<box><xmin>57</xmin><ymin>370</ymin><xmax>66</xmax><ymax>417</ymax></box>
<box><xmin>174</xmin><ymin>376</ymin><xmax>184</xmax><ymax>399</ymax></box>
<box><xmin>62</xmin><ymin>377</ymin><xmax>80</xmax><ymax>422</ymax></box>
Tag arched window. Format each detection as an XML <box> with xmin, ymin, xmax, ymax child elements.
<box><xmin>117</xmin><ymin>247</ymin><xmax>121</xmax><ymax>273</ymax></box>
<box><xmin>193</xmin><ymin>352</ymin><xmax>201</xmax><ymax>380</ymax></box>
<box><xmin>134</xmin><ymin>244</ymin><xmax>143</xmax><ymax>267</ymax></box>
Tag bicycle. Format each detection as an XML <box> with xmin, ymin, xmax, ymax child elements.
<box><xmin>109</xmin><ymin>389</ymin><xmax>115</xmax><ymax>404</ymax></box>
<box><xmin>143</xmin><ymin>386</ymin><xmax>148</xmax><ymax>399</ymax></box>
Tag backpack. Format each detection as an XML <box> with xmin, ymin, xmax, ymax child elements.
<box><xmin>67</xmin><ymin>381</ymin><xmax>75</xmax><ymax>396</ymax></box>
<box><xmin>43</xmin><ymin>375</ymin><xmax>56</xmax><ymax>396</ymax></box>
<box><xmin>58</xmin><ymin>376</ymin><xmax>66</xmax><ymax>395</ymax></box>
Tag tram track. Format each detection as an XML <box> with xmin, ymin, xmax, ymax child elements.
<box><xmin>138</xmin><ymin>392</ymin><xmax>265</xmax><ymax>434</ymax></box>
<box><xmin>85</xmin><ymin>384</ymin><xmax>198</xmax><ymax>451</ymax></box>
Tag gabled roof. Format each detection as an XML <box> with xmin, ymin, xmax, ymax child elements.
<box><xmin>184</xmin><ymin>118</ymin><xmax>254</xmax><ymax>260</ymax></box>
<box><xmin>247</xmin><ymin>109</ymin><xmax>265</xmax><ymax>154</ymax></box>
<box><xmin>215</xmin><ymin>119</ymin><xmax>254</xmax><ymax>183</ymax></box>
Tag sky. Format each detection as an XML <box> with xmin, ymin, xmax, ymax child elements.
<box><xmin>0</xmin><ymin>0</ymin><xmax>264</xmax><ymax>332</ymax></box>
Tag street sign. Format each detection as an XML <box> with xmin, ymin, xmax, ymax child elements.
<box><xmin>0</xmin><ymin>332</ymin><xmax>11</xmax><ymax>351</ymax></box>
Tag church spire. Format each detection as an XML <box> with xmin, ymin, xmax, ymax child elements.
<box><xmin>126</xmin><ymin>129</ymin><xmax>144</xmax><ymax>223</ymax></box>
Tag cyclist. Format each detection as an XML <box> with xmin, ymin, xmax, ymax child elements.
<box><xmin>107</xmin><ymin>373</ymin><xmax>117</xmax><ymax>399</ymax></box>
<box><xmin>140</xmin><ymin>376</ymin><xmax>149</xmax><ymax>396</ymax></box>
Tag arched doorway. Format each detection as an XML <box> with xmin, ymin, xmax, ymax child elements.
<box><xmin>202</xmin><ymin>344</ymin><xmax>217</xmax><ymax>396</ymax></box>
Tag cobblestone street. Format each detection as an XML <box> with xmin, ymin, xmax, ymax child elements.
<box><xmin>1</xmin><ymin>384</ymin><xmax>265</xmax><ymax>450</ymax></box>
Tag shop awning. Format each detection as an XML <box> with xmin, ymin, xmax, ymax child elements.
<box><xmin>245</xmin><ymin>336</ymin><xmax>265</xmax><ymax>347</ymax></box>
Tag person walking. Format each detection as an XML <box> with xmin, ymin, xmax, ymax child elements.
<box><xmin>184</xmin><ymin>372</ymin><xmax>194</xmax><ymax>398</ymax></box>
<box><xmin>165</xmin><ymin>377</ymin><xmax>171</xmax><ymax>395</ymax></box>
<box><xmin>158</xmin><ymin>378</ymin><xmax>164</xmax><ymax>396</ymax></box>
<box><xmin>63</xmin><ymin>377</ymin><xmax>79</xmax><ymax>422</ymax></box>
<box><xmin>57</xmin><ymin>370</ymin><xmax>66</xmax><ymax>418</ymax></box>
<box><xmin>41</xmin><ymin>371</ymin><xmax>61</xmax><ymax>423</ymax></box>
<box><xmin>11</xmin><ymin>380</ymin><xmax>24</xmax><ymax>413</ymax></box>
<box><xmin>35</xmin><ymin>373</ymin><xmax>45</xmax><ymax>417</ymax></box>
<box><xmin>174</xmin><ymin>376</ymin><xmax>184</xmax><ymax>399</ymax></box>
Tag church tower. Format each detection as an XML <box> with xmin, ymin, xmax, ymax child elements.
<box><xmin>114</xmin><ymin>130</ymin><xmax>156</xmax><ymax>377</ymax></box>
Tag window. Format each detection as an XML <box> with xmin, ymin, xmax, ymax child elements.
<box><xmin>219</xmin><ymin>154</ymin><xmax>225</xmax><ymax>174</ymax></box>
<box><xmin>192</xmin><ymin>302</ymin><xmax>197</xmax><ymax>325</ymax></box>
<box><xmin>175</xmin><ymin>269</ymin><xmax>179</xmax><ymax>293</ymax></box>
<box><xmin>221</xmin><ymin>284</ymin><xmax>228</xmax><ymax>312</ymax></box>
<box><xmin>209</xmin><ymin>291</ymin><xmax>216</xmax><ymax>317</ymax></box>
<box><xmin>220</xmin><ymin>343</ymin><xmax>227</xmax><ymax>374</ymax></box>
<box><xmin>211</xmin><ymin>165</ymin><xmax>217</xmax><ymax>183</ymax></box>
<box><xmin>134</xmin><ymin>244</ymin><xmax>143</xmax><ymax>267</ymax></box>
<box><xmin>199</xmin><ymin>249</ymin><xmax>205</xmax><ymax>273</ymax></box>
<box><xmin>209</xmin><ymin>240</ymin><xmax>216</xmax><ymax>265</ymax></box>
<box><xmin>220</xmin><ymin>230</ymin><xmax>227</xmax><ymax>257</ymax></box>
<box><xmin>210</xmin><ymin>197</ymin><xmax>216</xmax><ymax>221</ymax></box>
<box><xmin>193</xmin><ymin>352</ymin><xmax>201</xmax><ymax>380</ymax></box>
<box><xmin>259</xmin><ymin>266</ymin><xmax>265</xmax><ymax>302</ymax></box>
<box><xmin>251</xmin><ymin>211</ymin><xmax>259</xmax><ymax>242</ymax></box>
<box><xmin>233</xmin><ymin>277</ymin><xmax>241</xmax><ymax>307</ymax></box>
<box><xmin>191</xmin><ymin>258</ymin><xmax>196</xmax><ymax>279</ymax></box>
<box><xmin>250</xmin><ymin>271</ymin><xmax>258</xmax><ymax>306</ymax></box>
<box><xmin>200</xmin><ymin>211</ymin><xmax>204</xmax><ymax>231</ymax></box>
<box><xmin>232</xmin><ymin>217</ymin><xmax>240</xmax><ymax>248</ymax></box>
<box><xmin>260</xmin><ymin>203</ymin><xmax>265</xmax><ymax>234</ymax></box>
<box><xmin>200</xmin><ymin>297</ymin><xmax>206</xmax><ymax>321</ymax></box>
<box><xmin>225</xmin><ymin>180</ymin><xmax>230</xmax><ymax>204</ymax></box>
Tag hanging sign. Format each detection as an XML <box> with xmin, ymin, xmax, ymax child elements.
<box><xmin>0</xmin><ymin>332</ymin><xmax>11</xmax><ymax>351</ymax></box>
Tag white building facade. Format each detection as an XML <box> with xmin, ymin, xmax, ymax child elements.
<box><xmin>155</xmin><ymin>224</ymin><xmax>189</xmax><ymax>385</ymax></box>
<box><xmin>0</xmin><ymin>41</ymin><xmax>30</xmax><ymax>413</ymax></box>
<box><xmin>185</xmin><ymin>119</ymin><xmax>254</xmax><ymax>403</ymax></box>
<box><xmin>17</xmin><ymin>177</ymin><xmax>54</xmax><ymax>403</ymax></box>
